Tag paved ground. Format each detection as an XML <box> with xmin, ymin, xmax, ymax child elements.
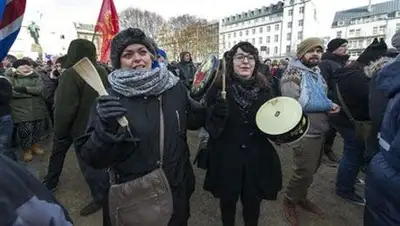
<box><xmin>19</xmin><ymin>130</ymin><xmax>364</xmax><ymax>226</ymax></box>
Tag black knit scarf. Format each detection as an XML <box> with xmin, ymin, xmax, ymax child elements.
<box><xmin>230</xmin><ymin>74</ymin><xmax>261</xmax><ymax>111</ymax></box>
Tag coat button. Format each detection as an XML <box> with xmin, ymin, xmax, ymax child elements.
<box><xmin>249</xmin><ymin>132</ymin><xmax>254</xmax><ymax>136</ymax></box>
<box><xmin>241</xmin><ymin>144</ymin><xmax>247</xmax><ymax>149</ymax></box>
<box><xmin>244</xmin><ymin>121</ymin><xmax>249</xmax><ymax>124</ymax></box>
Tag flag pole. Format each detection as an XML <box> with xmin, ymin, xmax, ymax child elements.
<box><xmin>91</xmin><ymin>30</ymin><xmax>97</xmax><ymax>43</ymax></box>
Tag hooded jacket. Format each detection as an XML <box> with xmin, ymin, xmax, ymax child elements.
<box><xmin>280</xmin><ymin>59</ymin><xmax>331</xmax><ymax>136</ymax></box>
<box><xmin>54</xmin><ymin>39</ymin><xmax>109</xmax><ymax>139</ymax></box>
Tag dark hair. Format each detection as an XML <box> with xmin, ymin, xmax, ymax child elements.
<box><xmin>226</xmin><ymin>42</ymin><xmax>268</xmax><ymax>89</ymax></box>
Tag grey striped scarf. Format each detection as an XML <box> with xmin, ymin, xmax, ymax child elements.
<box><xmin>108</xmin><ymin>65</ymin><xmax>179</xmax><ymax>97</ymax></box>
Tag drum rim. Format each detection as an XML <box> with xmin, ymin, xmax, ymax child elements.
<box><xmin>256</xmin><ymin>96</ymin><xmax>303</xmax><ymax>135</ymax></box>
<box><xmin>190</xmin><ymin>55</ymin><xmax>219</xmax><ymax>97</ymax></box>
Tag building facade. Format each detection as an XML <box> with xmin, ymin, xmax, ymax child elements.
<box><xmin>219</xmin><ymin>0</ymin><xmax>318</xmax><ymax>60</ymax></box>
<box><xmin>331</xmin><ymin>0</ymin><xmax>400</xmax><ymax>59</ymax></box>
<box><xmin>73</xmin><ymin>23</ymin><xmax>102</xmax><ymax>57</ymax></box>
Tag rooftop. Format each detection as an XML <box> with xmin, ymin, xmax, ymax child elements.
<box><xmin>73</xmin><ymin>22</ymin><xmax>95</xmax><ymax>32</ymax></box>
<box><xmin>222</xmin><ymin>1</ymin><xmax>284</xmax><ymax>25</ymax></box>
<box><xmin>332</xmin><ymin>0</ymin><xmax>400</xmax><ymax>27</ymax></box>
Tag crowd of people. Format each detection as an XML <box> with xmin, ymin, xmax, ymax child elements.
<box><xmin>1</xmin><ymin>25</ymin><xmax>400</xmax><ymax>226</ymax></box>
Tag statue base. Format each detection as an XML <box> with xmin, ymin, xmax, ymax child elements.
<box><xmin>31</xmin><ymin>43</ymin><xmax>42</xmax><ymax>53</ymax></box>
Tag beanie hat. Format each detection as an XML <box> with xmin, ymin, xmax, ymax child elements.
<box><xmin>327</xmin><ymin>38</ymin><xmax>348</xmax><ymax>52</ymax></box>
<box><xmin>110</xmin><ymin>28</ymin><xmax>157</xmax><ymax>69</ymax></box>
<box><xmin>157</xmin><ymin>49</ymin><xmax>167</xmax><ymax>59</ymax></box>
<box><xmin>357</xmin><ymin>38</ymin><xmax>388</xmax><ymax>65</ymax></box>
<box><xmin>296</xmin><ymin>37</ymin><xmax>324</xmax><ymax>58</ymax></box>
<box><xmin>392</xmin><ymin>29</ymin><xmax>400</xmax><ymax>50</ymax></box>
<box><xmin>13</xmin><ymin>59</ymin><xmax>31</xmax><ymax>69</ymax></box>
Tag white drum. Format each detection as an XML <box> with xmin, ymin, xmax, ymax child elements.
<box><xmin>256</xmin><ymin>97</ymin><xmax>309</xmax><ymax>144</ymax></box>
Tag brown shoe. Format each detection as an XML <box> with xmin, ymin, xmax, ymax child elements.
<box><xmin>31</xmin><ymin>144</ymin><xmax>44</xmax><ymax>155</ymax></box>
<box><xmin>23</xmin><ymin>149</ymin><xmax>33</xmax><ymax>162</ymax></box>
<box><xmin>283</xmin><ymin>198</ymin><xmax>299</xmax><ymax>226</ymax></box>
<box><xmin>298</xmin><ymin>199</ymin><xmax>325</xmax><ymax>217</ymax></box>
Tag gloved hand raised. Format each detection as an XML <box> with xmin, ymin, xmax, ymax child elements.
<box><xmin>96</xmin><ymin>96</ymin><xmax>127</xmax><ymax>128</ymax></box>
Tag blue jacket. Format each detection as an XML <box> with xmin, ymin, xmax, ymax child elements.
<box><xmin>378</xmin><ymin>56</ymin><xmax>400</xmax><ymax>171</ymax></box>
<box><xmin>0</xmin><ymin>155</ymin><xmax>72</xmax><ymax>226</ymax></box>
<box><xmin>365</xmin><ymin>56</ymin><xmax>400</xmax><ymax>226</ymax></box>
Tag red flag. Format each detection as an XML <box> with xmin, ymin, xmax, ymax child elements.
<box><xmin>95</xmin><ymin>0</ymin><xmax>119</xmax><ymax>63</ymax></box>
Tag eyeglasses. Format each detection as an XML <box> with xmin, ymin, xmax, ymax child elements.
<box><xmin>233</xmin><ymin>54</ymin><xmax>255</xmax><ymax>62</ymax></box>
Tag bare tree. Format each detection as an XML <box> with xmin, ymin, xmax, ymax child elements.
<box><xmin>119</xmin><ymin>7</ymin><xmax>165</xmax><ymax>38</ymax></box>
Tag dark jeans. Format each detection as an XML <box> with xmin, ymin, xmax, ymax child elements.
<box><xmin>45</xmin><ymin>135</ymin><xmax>109</xmax><ymax>203</ymax></box>
<box><xmin>0</xmin><ymin>115</ymin><xmax>16</xmax><ymax>161</ymax></box>
<box><xmin>335</xmin><ymin>126</ymin><xmax>364</xmax><ymax>194</ymax></box>
<box><xmin>324</xmin><ymin>126</ymin><xmax>337</xmax><ymax>153</ymax></box>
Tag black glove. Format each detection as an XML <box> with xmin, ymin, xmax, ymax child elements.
<box><xmin>96</xmin><ymin>96</ymin><xmax>127</xmax><ymax>128</ymax></box>
<box><xmin>214</xmin><ymin>92</ymin><xmax>228</xmax><ymax>116</ymax></box>
<box><xmin>14</xmin><ymin>87</ymin><xmax>27</xmax><ymax>93</ymax></box>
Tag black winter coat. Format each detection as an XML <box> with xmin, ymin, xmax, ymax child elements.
<box><xmin>318</xmin><ymin>52</ymin><xmax>349</xmax><ymax>99</ymax></box>
<box><xmin>76</xmin><ymin>82</ymin><xmax>204</xmax><ymax>186</ymax></box>
<box><xmin>330</xmin><ymin>67</ymin><xmax>370</xmax><ymax>128</ymax></box>
<box><xmin>203</xmin><ymin>84</ymin><xmax>282</xmax><ymax>200</ymax></box>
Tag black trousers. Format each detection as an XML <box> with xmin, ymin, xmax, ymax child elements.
<box><xmin>45</xmin><ymin>136</ymin><xmax>109</xmax><ymax>203</ymax></box>
<box><xmin>324</xmin><ymin>126</ymin><xmax>337</xmax><ymax>154</ymax></box>
<box><xmin>219</xmin><ymin>168</ymin><xmax>262</xmax><ymax>226</ymax></box>
<box><xmin>45</xmin><ymin>136</ymin><xmax>74</xmax><ymax>187</ymax></box>
<box><xmin>220</xmin><ymin>194</ymin><xmax>261</xmax><ymax>226</ymax></box>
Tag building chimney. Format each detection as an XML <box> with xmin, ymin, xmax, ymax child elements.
<box><xmin>368</xmin><ymin>0</ymin><xmax>372</xmax><ymax>12</ymax></box>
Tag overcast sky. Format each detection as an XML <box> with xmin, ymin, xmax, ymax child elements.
<box><xmin>25</xmin><ymin>0</ymin><xmax>388</xmax><ymax>36</ymax></box>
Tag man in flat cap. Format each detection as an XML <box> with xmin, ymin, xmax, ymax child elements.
<box><xmin>280</xmin><ymin>37</ymin><xmax>340</xmax><ymax>226</ymax></box>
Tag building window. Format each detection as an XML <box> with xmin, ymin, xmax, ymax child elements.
<box><xmin>349</xmin><ymin>29</ymin><xmax>355</xmax><ymax>36</ymax></box>
<box><xmin>358</xmin><ymin>40</ymin><xmax>363</xmax><ymax>48</ymax></box>
<box><xmin>288</xmin><ymin>9</ymin><xmax>293</xmax><ymax>16</ymax></box>
<box><xmin>267</xmin><ymin>26</ymin><xmax>271</xmax><ymax>32</ymax></box>
<box><xmin>252</xmin><ymin>38</ymin><xmax>255</xmax><ymax>45</ymax></box>
<box><xmin>286</xmin><ymin>45</ymin><xmax>291</xmax><ymax>53</ymax></box>
<box><xmin>228</xmin><ymin>34</ymin><xmax>231</xmax><ymax>38</ymax></box>
<box><xmin>275</xmin><ymin>24</ymin><xmax>280</xmax><ymax>31</ymax></box>
<box><xmin>246</xmin><ymin>30</ymin><xmax>249</xmax><ymax>35</ymax></box>
<box><xmin>373</xmin><ymin>26</ymin><xmax>378</xmax><ymax>35</ymax></box>
<box><xmin>336</xmin><ymin>31</ymin><xmax>342</xmax><ymax>38</ymax></box>
<box><xmin>290</xmin><ymin>0</ymin><xmax>294</xmax><ymax>4</ymax></box>
<box><xmin>396</xmin><ymin>23</ymin><xmax>400</xmax><ymax>31</ymax></box>
<box><xmin>288</xmin><ymin>22</ymin><xmax>292</xmax><ymax>28</ymax></box>
<box><xmin>259</xmin><ymin>37</ymin><xmax>263</xmax><ymax>44</ymax></box>
<box><xmin>267</xmin><ymin>36</ymin><xmax>271</xmax><ymax>43</ymax></box>
<box><xmin>233</xmin><ymin>32</ymin><xmax>236</xmax><ymax>37</ymax></box>
<box><xmin>299</xmin><ymin>6</ymin><xmax>304</xmax><ymax>14</ymax></box>
<box><xmin>298</xmin><ymin>20</ymin><xmax>304</xmax><ymax>26</ymax></box>
<box><xmin>287</xmin><ymin>33</ymin><xmax>291</xmax><ymax>41</ymax></box>
<box><xmin>266</xmin><ymin>47</ymin><xmax>270</xmax><ymax>54</ymax></box>
<box><xmin>298</xmin><ymin>31</ymin><xmax>303</xmax><ymax>40</ymax></box>
<box><xmin>355</xmin><ymin>29</ymin><xmax>361</xmax><ymax>36</ymax></box>
<box><xmin>252</xmin><ymin>29</ymin><xmax>256</xmax><ymax>34</ymax></box>
<box><xmin>379</xmin><ymin>25</ymin><xmax>387</xmax><ymax>34</ymax></box>
<box><xmin>259</xmin><ymin>27</ymin><xmax>263</xmax><ymax>33</ymax></box>
<box><xmin>274</xmin><ymin>34</ymin><xmax>279</xmax><ymax>42</ymax></box>
<box><xmin>338</xmin><ymin>21</ymin><xmax>345</xmax><ymax>26</ymax></box>
<box><xmin>274</xmin><ymin>46</ymin><xmax>278</xmax><ymax>54</ymax></box>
